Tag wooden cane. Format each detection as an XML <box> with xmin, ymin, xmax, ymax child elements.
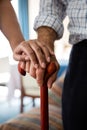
<box><xmin>18</xmin><ymin>62</ymin><xmax>57</xmax><ymax>130</ymax></box>
<box><xmin>40</xmin><ymin>62</ymin><xmax>57</xmax><ymax>130</ymax></box>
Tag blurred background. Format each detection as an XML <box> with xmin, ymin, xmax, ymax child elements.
<box><xmin>0</xmin><ymin>0</ymin><xmax>72</xmax><ymax>124</ymax></box>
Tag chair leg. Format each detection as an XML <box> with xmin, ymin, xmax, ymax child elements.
<box><xmin>20</xmin><ymin>97</ymin><xmax>23</xmax><ymax>113</ymax></box>
<box><xmin>32</xmin><ymin>98</ymin><xmax>35</xmax><ymax>107</ymax></box>
<box><xmin>20</xmin><ymin>86</ymin><xmax>25</xmax><ymax>113</ymax></box>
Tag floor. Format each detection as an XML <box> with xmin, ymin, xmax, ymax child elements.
<box><xmin>0</xmin><ymin>86</ymin><xmax>40</xmax><ymax>124</ymax></box>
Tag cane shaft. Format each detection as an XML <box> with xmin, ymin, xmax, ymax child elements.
<box><xmin>18</xmin><ymin>62</ymin><xmax>57</xmax><ymax>130</ymax></box>
<box><xmin>40</xmin><ymin>62</ymin><xmax>57</xmax><ymax>130</ymax></box>
<box><xmin>40</xmin><ymin>85</ymin><xmax>49</xmax><ymax>130</ymax></box>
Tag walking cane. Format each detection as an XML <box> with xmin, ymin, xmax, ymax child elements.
<box><xmin>40</xmin><ymin>62</ymin><xmax>57</xmax><ymax>130</ymax></box>
<box><xmin>18</xmin><ymin>62</ymin><xmax>57</xmax><ymax>130</ymax></box>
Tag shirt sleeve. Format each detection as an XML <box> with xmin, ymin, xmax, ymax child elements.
<box><xmin>34</xmin><ymin>0</ymin><xmax>68</xmax><ymax>38</ymax></box>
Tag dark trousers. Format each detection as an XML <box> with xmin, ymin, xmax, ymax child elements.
<box><xmin>62</xmin><ymin>40</ymin><xmax>87</xmax><ymax>130</ymax></box>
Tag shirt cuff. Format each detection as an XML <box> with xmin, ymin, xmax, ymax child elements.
<box><xmin>34</xmin><ymin>14</ymin><xmax>64</xmax><ymax>39</ymax></box>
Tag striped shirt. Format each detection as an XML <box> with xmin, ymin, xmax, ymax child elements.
<box><xmin>34</xmin><ymin>0</ymin><xmax>87</xmax><ymax>44</ymax></box>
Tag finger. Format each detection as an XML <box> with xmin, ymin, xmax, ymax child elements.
<box><xmin>13</xmin><ymin>51</ymin><xmax>27</xmax><ymax>61</ymax></box>
<box><xmin>36</xmin><ymin>40</ymin><xmax>51</xmax><ymax>62</ymax></box>
<box><xmin>47</xmin><ymin>71</ymin><xmax>57</xmax><ymax>88</ymax></box>
<box><xmin>29</xmin><ymin>62</ymin><xmax>36</xmax><ymax>78</ymax></box>
<box><xmin>22</xmin><ymin>42</ymin><xmax>39</xmax><ymax>68</ymax></box>
<box><xmin>21</xmin><ymin>42</ymin><xmax>38</xmax><ymax>68</ymax></box>
<box><xmin>19</xmin><ymin>61</ymin><xmax>26</xmax><ymax>70</ymax></box>
<box><xmin>46</xmin><ymin>59</ymin><xmax>60</xmax><ymax>88</ymax></box>
<box><xmin>29</xmin><ymin>40</ymin><xmax>46</xmax><ymax>68</ymax></box>
<box><xmin>25</xmin><ymin>61</ymin><xmax>30</xmax><ymax>73</ymax></box>
<box><xmin>41</xmin><ymin>45</ymin><xmax>51</xmax><ymax>62</ymax></box>
<box><xmin>13</xmin><ymin>42</ymin><xmax>39</xmax><ymax>68</ymax></box>
<box><xmin>46</xmin><ymin>42</ymin><xmax>55</xmax><ymax>55</ymax></box>
<box><xmin>36</xmin><ymin>67</ymin><xmax>45</xmax><ymax>86</ymax></box>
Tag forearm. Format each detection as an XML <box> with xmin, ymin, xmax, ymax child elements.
<box><xmin>36</xmin><ymin>26</ymin><xmax>58</xmax><ymax>52</ymax></box>
<box><xmin>0</xmin><ymin>0</ymin><xmax>24</xmax><ymax>51</ymax></box>
<box><xmin>37</xmin><ymin>26</ymin><xmax>58</xmax><ymax>42</ymax></box>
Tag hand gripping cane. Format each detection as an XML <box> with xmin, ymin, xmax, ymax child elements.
<box><xmin>18</xmin><ymin>62</ymin><xmax>57</xmax><ymax>130</ymax></box>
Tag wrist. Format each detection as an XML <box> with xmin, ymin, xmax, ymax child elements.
<box><xmin>10</xmin><ymin>36</ymin><xmax>25</xmax><ymax>51</ymax></box>
<box><xmin>37</xmin><ymin>26</ymin><xmax>58</xmax><ymax>43</ymax></box>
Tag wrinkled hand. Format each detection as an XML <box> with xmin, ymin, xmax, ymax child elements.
<box><xmin>14</xmin><ymin>27</ymin><xmax>59</xmax><ymax>87</ymax></box>
<box><xmin>35</xmin><ymin>56</ymin><xmax>60</xmax><ymax>88</ymax></box>
<box><xmin>19</xmin><ymin>55</ymin><xmax>60</xmax><ymax>88</ymax></box>
<box><xmin>13</xmin><ymin>39</ymin><xmax>54</xmax><ymax>69</ymax></box>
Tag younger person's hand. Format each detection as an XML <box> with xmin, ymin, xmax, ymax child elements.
<box><xmin>13</xmin><ymin>39</ymin><xmax>52</xmax><ymax>69</ymax></box>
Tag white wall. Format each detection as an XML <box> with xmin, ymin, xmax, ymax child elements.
<box><xmin>28</xmin><ymin>0</ymin><xmax>40</xmax><ymax>39</ymax></box>
<box><xmin>0</xmin><ymin>0</ymin><xmax>18</xmax><ymax>59</ymax></box>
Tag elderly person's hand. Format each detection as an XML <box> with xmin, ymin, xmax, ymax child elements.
<box><xmin>14</xmin><ymin>26</ymin><xmax>60</xmax><ymax>87</ymax></box>
<box><xmin>13</xmin><ymin>27</ymin><xmax>58</xmax><ymax>69</ymax></box>
<box><xmin>19</xmin><ymin>55</ymin><xmax>60</xmax><ymax>88</ymax></box>
<box><xmin>35</xmin><ymin>56</ymin><xmax>60</xmax><ymax>88</ymax></box>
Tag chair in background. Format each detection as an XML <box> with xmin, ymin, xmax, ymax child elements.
<box><xmin>20</xmin><ymin>73</ymin><xmax>40</xmax><ymax>113</ymax></box>
<box><xmin>7</xmin><ymin>64</ymin><xmax>21</xmax><ymax>100</ymax></box>
<box><xmin>0</xmin><ymin>57</ymin><xmax>10</xmax><ymax>87</ymax></box>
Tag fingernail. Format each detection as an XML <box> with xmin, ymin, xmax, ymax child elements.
<box><xmin>41</xmin><ymin>62</ymin><xmax>46</xmax><ymax>68</ymax></box>
<box><xmin>48</xmin><ymin>83</ymin><xmax>51</xmax><ymax>88</ymax></box>
<box><xmin>47</xmin><ymin>57</ymin><xmax>50</xmax><ymax>62</ymax></box>
<box><xmin>34</xmin><ymin>64</ymin><xmax>38</xmax><ymax>68</ymax></box>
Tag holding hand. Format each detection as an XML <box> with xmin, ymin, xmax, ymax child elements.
<box><xmin>18</xmin><ymin>55</ymin><xmax>60</xmax><ymax>88</ymax></box>
<box><xmin>13</xmin><ymin>39</ymin><xmax>53</xmax><ymax>69</ymax></box>
<box><xmin>13</xmin><ymin>26</ymin><xmax>59</xmax><ymax>88</ymax></box>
